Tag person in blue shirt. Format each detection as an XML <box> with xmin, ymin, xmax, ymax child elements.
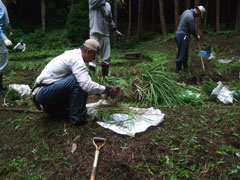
<box><xmin>175</xmin><ymin>5</ymin><xmax>205</xmax><ymax>73</ymax></box>
<box><xmin>0</xmin><ymin>0</ymin><xmax>15</xmax><ymax>92</ymax></box>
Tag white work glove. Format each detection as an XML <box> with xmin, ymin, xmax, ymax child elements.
<box><xmin>3</xmin><ymin>38</ymin><xmax>12</xmax><ymax>46</ymax></box>
<box><xmin>197</xmin><ymin>35</ymin><xmax>200</xmax><ymax>41</ymax></box>
<box><xmin>115</xmin><ymin>30</ymin><xmax>123</xmax><ymax>40</ymax></box>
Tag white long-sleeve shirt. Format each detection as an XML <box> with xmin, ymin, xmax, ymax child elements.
<box><xmin>34</xmin><ymin>49</ymin><xmax>105</xmax><ymax>94</ymax></box>
<box><xmin>14</xmin><ymin>42</ymin><xmax>26</xmax><ymax>52</ymax></box>
<box><xmin>89</xmin><ymin>0</ymin><xmax>116</xmax><ymax>36</ymax></box>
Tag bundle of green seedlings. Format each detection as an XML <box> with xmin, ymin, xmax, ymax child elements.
<box><xmin>134</xmin><ymin>64</ymin><xmax>185</xmax><ymax>107</ymax></box>
<box><xmin>201</xmin><ymin>78</ymin><xmax>218</xmax><ymax>96</ymax></box>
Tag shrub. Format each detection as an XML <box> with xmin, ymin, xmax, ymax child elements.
<box><xmin>66</xmin><ymin>1</ymin><xmax>89</xmax><ymax>43</ymax></box>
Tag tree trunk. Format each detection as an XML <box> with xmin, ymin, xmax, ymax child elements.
<box><xmin>127</xmin><ymin>0</ymin><xmax>132</xmax><ymax>40</ymax></box>
<box><xmin>41</xmin><ymin>0</ymin><xmax>46</xmax><ymax>32</ymax></box>
<box><xmin>216</xmin><ymin>0</ymin><xmax>220</xmax><ymax>33</ymax></box>
<box><xmin>204</xmin><ymin>0</ymin><xmax>209</xmax><ymax>31</ymax></box>
<box><xmin>113</xmin><ymin>0</ymin><xmax>118</xmax><ymax>42</ymax></box>
<box><xmin>194</xmin><ymin>0</ymin><xmax>202</xmax><ymax>35</ymax></box>
<box><xmin>174</xmin><ymin>0</ymin><xmax>179</xmax><ymax>32</ymax></box>
<box><xmin>70</xmin><ymin>0</ymin><xmax>74</xmax><ymax>11</ymax></box>
<box><xmin>158</xmin><ymin>0</ymin><xmax>167</xmax><ymax>36</ymax></box>
<box><xmin>185</xmin><ymin>0</ymin><xmax>190</xmax><ymax>10</ymax></box>
<box><xmin>151</xmin><ymin>0</ymin><xmax>155</xmax><ymax>32</ymax></box>
<box><xmin>137</xmin><ymin>0</ymin><xmax>143</xmax><ymax>41</ymax></box>
<box><xmin>236</xmin><ymin>0</ymin><xmax>240</xmax><ymax>34</ymax></box>
<box><xmin>194</xmin><ymin>0</ymin><xmax>200</xmax><ymax>7</ymax></box>
<box><xmin>61</xmin><ymin>0</ymin><xmax>64</xmax><ymax>26</ymax></box>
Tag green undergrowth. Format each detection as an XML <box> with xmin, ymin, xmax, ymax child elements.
<box><xmin>1</xmin><ymin>33</ymin><xmax>240</xmax><ymax>179</ymax></box>
<box><xmin>9</xmin><ymin>48</ymin><xmax>68</xmax><ymax>61</ymax></box>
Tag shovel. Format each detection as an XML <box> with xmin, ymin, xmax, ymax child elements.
<box><xmin>198</xmin><ymin>42</ymin><xmax>205</xmax><ymax>72</ymax></box>
<box><xmin>90</xmin><ymin>137</ymin><xmax>106</xmax><ymax>180</ymax></box>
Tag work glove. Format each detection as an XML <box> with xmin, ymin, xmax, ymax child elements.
<box><xmin>197</xmin><ymin>34</ymin><xmax>200</xmax><ymax>41</ymax></box>
<box><xmin>3</xmin><ymin>38</ymin><xmax>12</xmax><ymax>46</ymax></box>
<box><xmin>103</xmin><ymin>85</ymin><xmax>118</xmax><ymax>99</ymax></box>
<box><xmin>115</xmin><ymin>30</ymin><xmax>123</xmax><ymax>40</ymax></box>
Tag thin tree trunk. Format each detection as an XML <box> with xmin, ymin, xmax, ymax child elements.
<box><xmin>236</xmin><ymin>0</ymin><xmax>240</xmax><ymax>34</ymax></box>
<box><xmin>113</xmin><ymin>0</ymin><xmax>118</xmax><ymax>42</ymax></box>
<box><xmin>127</xmin><ymin>0</ymin><xmax>132</xmax><ymax>40</ymax></box>
<box><xmin>194</xmin><ymin>0</ymin><xmax>200</xmax><ymax>7</ymax></box>
<box><xmin>216</xmin><ymin>0</ymin><xmax>220</xmax><ymax>33</ymax></box>
<box><xmin>185</xmin><ymin>0</ymin><xmax>190</xmax><ymax>10</ymax></box>
<box><xmin>194</xmin><ymin>0</ymin><xmax>202</xmax><ymax>35</ymax></box>
<box><xmin>19</xmin><ymin>0</ymin><xmax>23</xmax><ymax>21</ymax></box>
<box><xmin>152</xmin><ymin>0</ymin><xmax>155</xmax><ymax>32</ymax></box>
<box><xmin>41</xmin><ymin>0</ymin><xmax>46</xmax><ymax>32</ymax></box>
<box><xmin>61</xmin><ymin>0</ymin><xmax>64</xmax><ymax>26</ymax></box>
<box><xmin>174</xmin><ymin>0</ymin><xmax>179</xmax><ymax>32</ymax></box>
<box><xmin>70</xmin><ymin>0</ymin><xmax>74</xmax><ymax>11</ymax></box>
<box><xmin>137</xmin><ymin>0</ymin><xmax>143</xmax><ymax>41</ymax></box>
<box><xmin>158</xmin><ymin>0</ymin><xmax>167</xmax><ymax>36</ymax></box>
<box><xmin>204</xmin><ymin>0</ymin><xmax>209</xmax><ymax>31</ymax></box>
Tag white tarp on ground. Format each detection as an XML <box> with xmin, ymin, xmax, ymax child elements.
<box><xmin>86</xmin><ymin>100</ymin><xmax>165</xmax><ymax>137</ymax></box>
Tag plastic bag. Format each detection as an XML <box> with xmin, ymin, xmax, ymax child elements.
<box><xmin>8</xmin><ymin>84</ymin><xmax>31</xmax><ymax>96</ymax></box>
<box><xmin>211</xmin><ymin>81</ymin><xmax>235</xmax><ymax>104</ymax></box>
<box><xmin>217</xmin><ymin>87</ymin><xmax>234</xmax><ymax>104</ymax></box>
<box><xmin>208</xmin><ymin>52</ymin><xmax>216</xmax><ymax>59</ymax></box>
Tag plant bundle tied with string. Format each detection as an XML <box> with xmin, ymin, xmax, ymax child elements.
<box><xmin>133</xmin><ymin>64</ymin><xmax>185</xmax><ymax>107</ymax></box>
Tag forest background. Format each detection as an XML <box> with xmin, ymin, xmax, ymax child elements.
<box><xmin>6</xmin><ymin>0</ymin><xmax>240</xmax><ymax>50</ymax></box>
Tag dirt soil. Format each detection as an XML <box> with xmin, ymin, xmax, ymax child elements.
<box><xmin>0</xmin><ymin>34</ymin><xmax>240</xmax><ymax>180</ymax></box>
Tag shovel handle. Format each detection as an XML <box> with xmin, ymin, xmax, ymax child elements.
<box><xmin>198</xmin><ymin>42</ymin><xmax>205</xmax><ymax>72</ymax></box>
<box><xmin>90</xmin><ymin>150</ymin><xmax>100</xmax><ymax>180</ymax></box>
<box><xmin>92</xmin><ymin>137</ymin><xmax>106</xmax><ymax>150</ymax></box>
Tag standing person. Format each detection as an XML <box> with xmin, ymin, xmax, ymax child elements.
<box><xmin>175</xmin><ymin>5</ymin><xmax>205</xmax><ymax>72</ymax></box>
<box><xmin>13</xmin><ymin>39</ymin><xmax>26</xmax><ymax>52</ymax></box>
<box><xmin>0</xmin><ymin>0</ymin><xmax>15</xmax><ymax>92</ymax></box>
<box><xmin>0</xmin><ymin>0</ymin><xmax>15</xmax><ymax>36</ymax></box>
<box><xmin>32</xmin><ymin>39</ymin><xmax>118</xmax><ymax>126</ymax></box>
<box><xmin>88</xmin><ymin>0</ymin><xmax>122</xmax><ymax>77</ymax></box>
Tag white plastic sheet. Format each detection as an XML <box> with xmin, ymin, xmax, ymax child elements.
<box><xmin>86</xmin><ymin>100</ymin><xmax>165</xmax><ymax>137</ymax></box>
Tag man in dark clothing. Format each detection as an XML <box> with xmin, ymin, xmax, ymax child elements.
<box><xmin>175</xmin><ymin>5</ymin><xmax>205</xmax><ymax>72</ymax></box>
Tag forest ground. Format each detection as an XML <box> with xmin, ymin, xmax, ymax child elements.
<box><xmin>0</xmin><ymin>33</ymin><xmax>240</xmax><ymax>180</ymax></box>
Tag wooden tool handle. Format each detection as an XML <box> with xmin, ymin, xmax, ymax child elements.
<box><xmin>198</xmin><ymin>42</ymin><xmax>205</xmax><ymax>72</ymax></box>
<box><xmin>90</xmin><ymin>150</ymin><xmax>99</xmax><ymax>180</ymax></box>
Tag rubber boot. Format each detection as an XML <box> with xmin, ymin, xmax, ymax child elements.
<box><xmin>89</xmin><ymin>66</ymin><xmax>96</xmax><ymax>74</ymax></box>
<box><xmin>102</xmin><ymin>65</ymin><xmax>109</xmax><ymax>77</ymax></box>
<box><xmin>175</xmin><ymin>62</ymin><xmax>182</xmax><ymax>73</ymax></box>
<box><xmin>182</xmin><ymin>61</ymin><xmax>189</xmax><ymax>72</ymax></box>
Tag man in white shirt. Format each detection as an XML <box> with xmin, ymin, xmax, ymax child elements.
<box><xmin>13</xmin><ymin>39</ymin><xmax>26</xmax><ymax>52</ymax></box>
<box><xmin>32</xmin><ymin>39</ymin><xmax>118</xmax><ymax>126</ymax></box>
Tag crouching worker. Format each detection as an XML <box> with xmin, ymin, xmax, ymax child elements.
<box><xmin>32</xmin><ymin>39</ymin><xmax>118</xmax><ymax>126</ymax></box>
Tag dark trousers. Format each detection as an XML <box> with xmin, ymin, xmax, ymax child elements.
<box><xmin>176</xmin><ymin>33</ymin><xmax>190</xmax><ymax>70</ymax></box>
<box><xmin>37</xmin><ymin>74</ymin><xmax>88</xmax><ymax>125</ymax></box>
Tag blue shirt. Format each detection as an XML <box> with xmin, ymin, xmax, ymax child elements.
<box><xmin>176</xmin><ymin>9</ymin><xmax>197</xmax><ymax>38</ymax></box>
<box><xmin>0</xmin><ymin>7</ymin><xmax>6</xmax><ymax>40</ymax></box>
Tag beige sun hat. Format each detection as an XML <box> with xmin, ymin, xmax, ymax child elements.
<box><xmin>84</xmin><ymin>39</ymin><xmax>101</xmax><ymax>60</ymax></box>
